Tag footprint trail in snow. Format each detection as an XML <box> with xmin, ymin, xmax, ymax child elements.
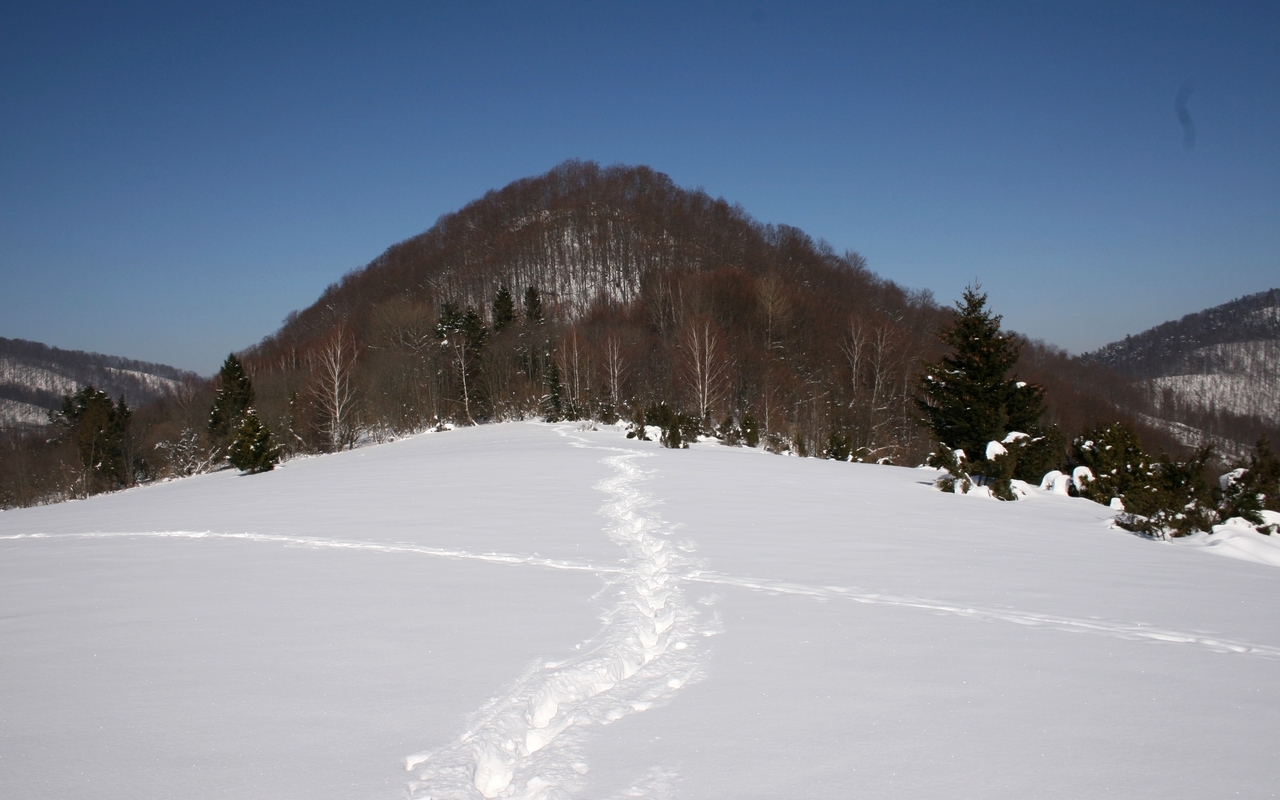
<box><xmin>403</xmin><ymin>444</ymin><xmax>715</xmax><ymax>799</ymax></box>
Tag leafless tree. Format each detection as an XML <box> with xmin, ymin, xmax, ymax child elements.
<box><xmin>311</xmin><ymin>324</ymin><xmax>359</xmax><ymax>450</ymax></box>
<box><xmin>840</xmin><ymin>320</ymin><xmax>868</xmax><ymax>407</ymax></box>
<box><xmin>602</xmin><ymin>333</ymin><xmax>627</xmax><ymax>410</ymax></box>
<box><xmin>681</xmin><ymin>318</ymin><xmax>730</xmax><ymax>427</ymax></box>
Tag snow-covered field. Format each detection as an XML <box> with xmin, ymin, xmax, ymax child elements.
<box><xmin>2</xmin><ymin>422</ymin><xmax>1279</xmax><ymax>799</ymax></box>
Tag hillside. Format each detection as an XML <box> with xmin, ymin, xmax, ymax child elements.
<box><xmin>238</xmin><ymin>160</ymin><xmax>1146</xmax><ymax>464</ymax></box>
<box><xmin>1083</xmin><ymin>289</ymin><xmax>1280</xmax><ymax>454</ymax></box>
<box><xmin>0</xmin><ymin>337</ymin><xmax>196</xmax><ymax>429</ymax></box>
<box><xmin>3</xmin><ymin>422</ymin><xmax>1278</xmax><ymax>798</ymax></box>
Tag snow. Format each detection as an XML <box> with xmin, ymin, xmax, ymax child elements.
<box><xmin>0</xmin><ymin>397</ymin><xmax>49</xmax><ymax>427</ymax></box>
<box><xmin>1145</xmin><ymin>339</ymin><xmax>1280</xmax><ymax>426</ymax></box>
<box><xmin>3</xmin><ymin>422</ymin><xmax>1279</xmax><ymax>798</ymax></box>
<box><xmin>1174</xmin><ymin>513</ymin><xmax>1280</xmax><ymax>567</ymax></box>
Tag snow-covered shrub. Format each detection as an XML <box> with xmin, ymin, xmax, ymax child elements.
<box><xmin>154</xmin><ymin>427</ymin><xmax>213</xmax><ymax>478</ymax></box>
<box><xmin>1071</xmin><ymin>423</ymin><xmax>1149</xmax><ymax>508</ymax></box>
<box><xmin>1113</xmin><ymin>449</ymin><xmax>1216</xmax><ymax>539</ymax></box>
<box><xmin>825</xmin><ymin>431</ymin><xmax>852</xmax><ymax>461</ymax></box>
<box><xmin>638</xmin><ymin>404</ymin><xmax>699</xmax><ymax>449</ymax></box>
<box><xmin>1216</xmin><ymin>438</ymin><xmax>1280</xmax><ymax>534</ymax></box>
<box><xmin>928</xmin><ymin>445</ymin><xmax>973</xmax><ymax>494</ymax></box>
<box><xmin>716</xmin><ymin>415</ymin><xmax>742</xmax><ymax>446</ymax></box>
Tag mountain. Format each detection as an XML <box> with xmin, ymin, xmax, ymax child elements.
<box><xmin>3</xmin><ymin>422</ymin><xmax>1278</xmax><ymax>797</ymax></box>
<box><xmin>1082</xmin><ymin>289</ymin><xmax>1280</xmax><ymax>455</ymax></box>
<box><xmin>0</xmin><ymin>337</ymin><xmax>197</xmax><ymax>429</ymax></box>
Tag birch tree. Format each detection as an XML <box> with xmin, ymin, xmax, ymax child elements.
<box><xmin>312</xmin><ymin>325</ymin><xmax>359</xmax><ymax>450</ymax></box>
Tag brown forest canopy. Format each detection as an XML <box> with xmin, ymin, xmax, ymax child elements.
<box><xmin>241</xmin><ymin>160</ymin><xmax>1150</xmax><ymax>459</ymax></box>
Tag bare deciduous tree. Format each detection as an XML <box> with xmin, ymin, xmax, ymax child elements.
<box><xmin>602</xmin><ymin>333</ymin><xmax>627</xmax><ymax>410</ymax></box>
<box><xmin>681</xmin><ymin>318</ymin><xmax>730</xmax><ymax>427</ymax></box>
<box><xmin>311</xmin><ymin>325</ymin><xmax>359</xmax><ymax>451</ymax></box>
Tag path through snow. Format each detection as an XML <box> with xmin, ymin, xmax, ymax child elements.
<box><xmin>401</xmin><ymin>439</ymin><xmax>715</xmax><ymax>799</ymax></box>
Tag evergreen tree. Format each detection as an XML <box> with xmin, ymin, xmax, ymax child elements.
<box><xmin>523</xmin><ymin>286</ymin><xmax>543</xmax><ymax>324</ymax></box>
<box><xmin>740</xmin><ymin>413</ymin><xmax>760</xmax><ymax>448</ymax></box>
<box><xmin>492</xmin><ymin>285</ymin><xmax>516</xmax><ymax>332</ymax></box>
<box><xmin>825</xmin><ymin>431</ymin><xmax>852</xmax><ymax>461</ymax></box>
<box><xmin>208</xmin><ymin>354</ymin><xmax>255</xmax><ymax>451</ymax></box>
<box><xmin>228</xmin><ymin>408</ymin><xmax>282</xmax><ymax>474</ymax></box>
<box><xmin>57</xmin><ymin>386</ymin><xmax>131</xmax><ymax>492</ymax></box>
<box><xmin>543</xmin><ymin>358</ymin><xmax>564</xmax><ymax>421</ymax></box>
<box><xmin>917</xmin><ymin>287</ymin><xmax>1045</xmax><ymax>481</ymax></box>
<box><xmin>1010</xmin><ymin>425</ymin><xmax>1066</xmax><ymax>483</ymax></box>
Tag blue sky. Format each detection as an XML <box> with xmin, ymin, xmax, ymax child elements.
<box><xmin>2</xmin><ymin>1</ymin><xmax>1277</xmax><ymax>374</ymax></box>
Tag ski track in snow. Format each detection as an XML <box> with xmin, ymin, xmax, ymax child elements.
<box><xmin>683</xmin><ymin>571</ymin><xmax>1280</xmax><ymax>659</ymax></box>
<box><xmin>12</xmin><ymin>528</ymin><xmax>1272</xmax><ymax>660</ymax></box>
<box><xmin>0</xmin><ymin>530</ymin><xmax>614</xmax><ymax>575</ymax></box>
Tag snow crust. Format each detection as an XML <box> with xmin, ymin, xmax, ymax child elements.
<box><xmin>3</xmin><ymin>422</ymin><xmax>1279</xmax><ymax>798</ymax></box>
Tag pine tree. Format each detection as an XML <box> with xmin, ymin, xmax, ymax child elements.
<box><xmin>917</xmin><ymin>287</ymin><xmax>1045</xmax><ymax>481</ymax></box>
<box><xmin>228</xmin><ymin>408</ymin><xmax>282</xmax><ymax>474</ymax></box>
<box><xmin>492</xmin><ymin>285</ymin><xmax>516</xmax><ymax>332</ymax></box>
<box><xmin>523</xmin><ymin>286</ymin><xmax>543</xmax><ymax>324</ymax></box>
<box><xmin>208</xmin><ymin>354</ymin><xmax>254</xmax><ymax>451</ymax></box>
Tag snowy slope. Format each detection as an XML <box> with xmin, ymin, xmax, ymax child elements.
<box><xmin>0</xmin><ymin>341</ymin><xmax>193</xmax><ymax>429</ymax></box>
<box><xmin>2</xmin><ymin>422</ymin><xmax>1279</xmax><ymax>799</ymax></box>
<box><xmin>1148</xmin><ymin>343</ymin><xmax>1280</xmax><ymax>424</ymax></box>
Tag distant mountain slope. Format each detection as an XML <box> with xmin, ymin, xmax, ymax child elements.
<box><xmin>1082</xmin><ymin>289</ymin><xmax>1280</xmax><ymax>452</ymax></box>
<box><xmin>0</xmin><ymin>338</ymin><xmax>197</xmax><ymax>428</ymax></box>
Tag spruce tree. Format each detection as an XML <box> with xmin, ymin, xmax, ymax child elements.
<box><xmin>228</xmin><ymin>408</ymin><xmax>282</xmax><ymax>474</ymax></box>
<box><xmin>740</xmin><ymin>413</ymin><xmax>760</xmax><ymax>448</ymax></box>
<box><xmin>523</xmin><ymin>286</ymin><xmax>543</xmax><ymax>324</ymax></box>
<box><xmin>917</xmin><ymin>287</ymin><xmax>1045</xmax><ymax>481</ymax></box>
<box><xmin>208</xmin><ymin>354</ymin><xmax>255</xmax><ymax>451</ymax></box>
<box><xmin>543</xmin><ymin>358</ymin><xmax>564</xmax><ymax>422</ymax></box>
<box><xmin>57</xmin><ymin>386</ymin><xmax>131</xmax><ymax>491</ymax></box>
<box><xmin>492</xmin><ymin>285</ymin><xmax>516</xmax><ymax>332</ymax></box>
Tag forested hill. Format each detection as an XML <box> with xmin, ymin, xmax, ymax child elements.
<box><xmin>1083</xmin><ymin>289</ymin><xmax>1280</xmax><ymax>379</ymax></box>
<box><xmin>0</xmin><ymin>337</ymin><xmax>195</xmax><ymax>428</ymax></box>
<box><xmin>1080</xmin><ymin>289</ymin><xmax>1280</xmax><ymax>451</ymax></box>
<box><xmin>242</xmin><ymin>160</ymin><xmax>1146</xmax><ymax>463</ymax></box>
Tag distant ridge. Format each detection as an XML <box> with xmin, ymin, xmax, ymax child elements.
<box><xmin>1082</xmin><ymin>289</ymin><xmax>1280</xmax><ymax>452</ymax></box>
<box><xmin>1083</xmin><ymin>288</ymin><xmax>1280</xmax><ymax>379</ymax></box>
<box><xmin>0</xmin><ymin>337</ymin><xmax>197</xmax><ymax>428</ymax></box>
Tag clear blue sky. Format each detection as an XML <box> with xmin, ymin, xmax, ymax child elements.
<box><xmin>2</xmin><ymin>1</ymin><xmax>1277</xmax><ymax>374</ymax></box>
